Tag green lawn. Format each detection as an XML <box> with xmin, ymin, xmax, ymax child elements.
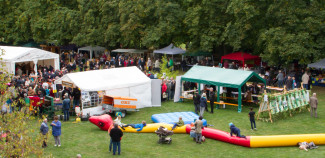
<box><xmin>43</xmin><ymin>87</ymin><xmax>325</xmax><ymax>158</ymax></box>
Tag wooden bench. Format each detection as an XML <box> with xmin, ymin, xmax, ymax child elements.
<box><xmin>207</xmin><ymin>100</ymin><xmax>239</xmax><ymax>107</ymax></box>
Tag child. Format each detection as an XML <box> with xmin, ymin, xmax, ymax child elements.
<box><xmin>229</xmin><ymin>123</ymin><xmax>246</xmax><ymax>139</ymax></box>
<box><xmin>114</xmin><ymin>115</ymin><xmax>124</xmax><ymax>130</ymax></box>
<box><xmin>248</xmin><ymin>108</ymin><xmax>257</xmax><ymax>130</ymax></box>
<box><xmin>172</xmin><ymin>117</ymin><xmax>184</xmax><ymax>130</ymax></box>
<box><xmin>298</xmin><ymin>142</ymin><xmax>319</xmax><ymax>151</ymax></box>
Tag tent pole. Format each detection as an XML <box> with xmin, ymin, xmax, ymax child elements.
<box><xmin>238</xmin><ymin>87</ymin><xmax>242</xmax><ymax>113</ymax></box>
<box><xmin>217</xmin><ymin>86</ymin><xmax>220</xmax><ymax>102</ymax></box>
<box><xmin>217</xmin><ymin>86</ymin><xmax>220</xmax><ymax>109</ymax></box>
<box><xmin>198</xmin><ymin>83</ymin><xmax>201</xmax><ymax>95</ymax></box>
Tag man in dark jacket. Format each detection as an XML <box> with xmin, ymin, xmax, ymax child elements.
<box><xmin>193</xmin><ymin>92</ymin><xmax>201</xmax><ymax>114</ymax></box>
<box><xmin>229</xmin><ymin>123</ymin><xmax>246</xmax><ymax>139</ymax></box>
<box><xmin>209</xmin><ymin>88</ymin><xmax>215</xmax><ymax>113</ymax></box>
<box><xmin>110</xmin><ymin>123</ymin><xmax>123</xmax><ymax>155</ymax></box>
<box><xmin>61</xmin><ymin>87</ymin><xmax>71</xmax><ymax>99</ymax></box>
<box><xmin>285</xmin><ymin>76</ymin><xmax>293</xmax><ymax>90</ymax></box>
<box><xmin>62</xmin><ymin>94</ymin><xmax>71</xmax><ymax>121</ymax></box>
<box><xmin>72</xmin><ymin>87</ymin><xmax>81</xmax><ymax>110</ymax></box>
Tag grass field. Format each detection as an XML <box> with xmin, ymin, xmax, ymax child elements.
<box><xmin>43</xmin><ymin>87</ymin><xmax>325</xmax><ymax>158</ymax></box>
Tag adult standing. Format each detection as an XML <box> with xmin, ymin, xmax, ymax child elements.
<box><xmin>308</xmin><ymin>72</ymin><xmax>312</xmax><ymax>90</ymax></box>
<box><xmin>302</xmin><ymin>72</ymin><xmax>309</xmax><ymax>90</ymax></box>
<box><xmin>161</xmin><ymin>80</ymin><xmax>167</xmax><ymax>101</ymax></box>
<box><xmin>61</xmin><ymin>87</ymin><xmax>71</xmax><ymax>99</ymax></box>
<box><xmin>62</xmin><ymin>94</ymin><xmax>71</xmax><ymax>121</ymax></box>
<box><xmin>51</xmin><ymin>116</ymin><xmax>62</xmax><ymax>147</ymax></box>
<box><xmin>193</xmin><ymin>92</ymin><xmax>200</xmax><ymax>114</ymax></box>
<box><xmin>40</xmin><ymin>118</ymin><xmax>49</xmax><ymax>148</ymax></box>
<box><xmin>309</xmin><ymin>93</ymin><xmax>318</xmax><ymax>118</ymax></box>
<box><xmin>154</xmin><ymin>59</ymin><xmax>160</xmax><ymax>72</ymax></box>
<box><xmin>276</xmin><ymin>70</ymin><xmax>284</xmax><ymax>88</ymax></box>
<box><xmin>199</xmin><ymin>93</ymin><xmax>207</xmax><ymax>117</ymax></box>
<box><xmin>147</xmin><ymin>58</ymin><xmax>152</xmax><ymax>71</ymax></box>
<box><xmin>169</xmin><ymin>77</ymin><xmax>175</xmax><ymax>100</ymax></box>
<box><xmin>209</xmin><ymin>88</ymin><xmax>215</xmax><ymax>113</ymax></box>
<box><xmin>110</xmin><ymin>123</ymin><xmax>123</xmax><ymax>155</ymax></box>
<box><xmin>166</xmin><ymin>79</ymin><xmax>171</xmax><ymax>101</ymax></box>
<box><xmin>108</xmin><ymin>123</ymin><xmax>114</xmax><ymax>152</ymax></box>
<box><xmin>194</xmin><ymin>116</ymin><xmax>204</xmax><ymax>144</ymax></box>
<box><xmin>285</xmin><ymin>76</ymin><xmax>293</xmax><ymax>91</ymax></box>
<box><xmin>72</xmin><ymin>87</ymin><xmax>81</xmax><ymax>110</ymax></box>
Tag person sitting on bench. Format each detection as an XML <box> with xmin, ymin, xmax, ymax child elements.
<box><xmin>172</xmin><ymin>117</ymin><xmax>184</xmax><ymax>130</ymax></box>
<box><xmin>122</xmin><ymin>121</ymin><xmax>146</xmax><ymax>131</ymax></box>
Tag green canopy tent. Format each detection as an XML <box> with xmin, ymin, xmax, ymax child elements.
<box><xmin>181</xmin><ymin>65</ymin><xmax>266</xmax><ymax>112</ymax></box>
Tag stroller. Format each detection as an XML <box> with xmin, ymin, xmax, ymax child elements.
<box><xmin>155</xmin><ymin>126</ymin><xmax>174</xmax><ymax>144</ymax></box>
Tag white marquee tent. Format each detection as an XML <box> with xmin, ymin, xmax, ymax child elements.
<box><xmin>308</xmin><ymin>58</ymin><xmax>325</xmax><ymax>69</ymax></box>
<box><xmin>77</xmin><ymin>46</ymin><xmax>106</xmax><ymax>59</ymax></box>
<box><xmin>54</xmin><ymin>66</ymin><xmax>153</xmax><ymax>108</ymax></box>
<box><xmin>0</xmin><ymin>46</ymin><xmax>60</xmax><ymax>74</ymax></box>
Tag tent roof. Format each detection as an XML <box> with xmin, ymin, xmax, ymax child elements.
<box><xmin>153</xmin><ymin>43</ymin><xmax>186</xmax><ymax>55</ymax></box>
<box><xmin>184</xmin><ymin>50</ymin><xmax>211</xmax><ymax>57</ymax></box>
<box><xmin>112</xmin><ymin>49</ymin><xmax>147</xmax><ymax>53</ymax></box>
<box><xmin>60</xmin><ymin>44</ymin><xmax>78</xmax><ymax>51</ymax></box>
<box><xmin>221</xmin><ymin>52</ymin><xmax>260</xmax><ymax>61</ymax></box>
<box><xmin>54</xmin><ymin>66</ymin><xmax>150</xmax><ymax>91</ymax></box>
<box><xmin>181</xmin><ymin>65</ymin><xmax>265</xmax><ymax>88</ymax></box>
<box><xmin>308</xmin><ymin>58</ymin><xmax>325</xmax><ymax>69</ymax></box>
<box><xmin>78</xmin><ymin>46</ymin><xmax>106</xmax><ymax>52</ymax></box>
<box><xmin>0</xmin><ymin>46</ymin><xmax>59</xmax><ymax>62</ymax></box>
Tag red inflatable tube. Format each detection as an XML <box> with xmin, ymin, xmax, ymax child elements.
<box><xmin>186</xmin><ymin>125</ymin><xmax>250</xmax><ymax>147</ymax></box>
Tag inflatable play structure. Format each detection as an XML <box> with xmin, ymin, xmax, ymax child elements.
<box><xmin>89</xmin><ymin>114</ymin><xmax>325</xmax><ymax>148</ymax></box>
<box><xmin>151</xmin><ymin>112</ymin><xmax>207</xmax><ymax>126</ymax></box>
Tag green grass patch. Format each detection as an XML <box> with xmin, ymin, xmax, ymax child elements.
<box><xmin>42</xmin><ymin>87</ymin><xmax>325</xmax><ymax>157</ymax></box>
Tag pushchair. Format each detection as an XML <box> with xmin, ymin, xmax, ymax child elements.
<box><xmin>155</xmin><ymin>126</ymin><xmax>173</xmax><ymax>144</ymax></box>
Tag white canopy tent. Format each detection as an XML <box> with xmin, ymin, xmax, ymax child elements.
<box><xmin>77</xmin><ymin>46</ymin><xmax>106</xmax><ymax>59</ymax></box>
<box><xmin>153</xmin><ymin>43</ymin><xmax>186</xmax><ymax>55</ymax></box>
<box><xmin>0</xmin><ymin>46</ymin><xmax>60</xmax><ymax>74</ymax></box>
<box><xmin>112</xmin><ymin>49</ymin><xmax>147</xmax><ymax>54</ymax></box>
<box><xmin>308</xmin><ymin>58</ymin><xmax>325</xmax><ymax>69</ymax></box>
<box><xmin>54</xmin><ymin>66</ymin><xmax>153</xmax><ymax>108</ymax></box>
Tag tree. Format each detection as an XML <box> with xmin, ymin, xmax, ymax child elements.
<box><xmin>154</xmin><ymin>55</ymin><xmax>179</xmax><ymax>79</ymax></box>
<box><xmin>0</xmin><ymin>48</ymin><xmax>44</xmax><ymax>157</ymax></box>
<box><xmin>256</xmin><ymin>0</ymin><xmax>325</xmax><ymax>66</ymax></box>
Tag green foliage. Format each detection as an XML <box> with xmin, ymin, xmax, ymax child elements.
<box><xmin>0</xmin><ymin>47</ymin><xmax>44</xmax><ymax>157</ymax></box>
<box><xmin>155</xmin><ymin>55</ymin><xmax>179</xmax><ymax>79</ymax></box>
<box><xmin>1</xmin><ymin>0</ymin><xmax>325</xmax><ymax>65</ymax></box>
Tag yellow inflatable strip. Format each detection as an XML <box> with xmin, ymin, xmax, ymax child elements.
<box><xmin>121</xmin><ymin>123</ymin><xmax>187</xmax><ymax>134</ymax></box>
<box><xmin>250</xmin><ymin>134</ymin><xmax>325</xmax><ymax>147</ymax></box>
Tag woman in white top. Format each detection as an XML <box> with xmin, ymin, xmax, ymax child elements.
<box><xmin>114</xmin><ymin>115</ymin><xmax>123</xmax><ymax>127</ymax></box>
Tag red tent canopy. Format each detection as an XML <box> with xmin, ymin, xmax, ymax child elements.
<box><xmin>221</xmin><ymin>52</ymin><xmax>260</xmax><ymax>67</ymax></box>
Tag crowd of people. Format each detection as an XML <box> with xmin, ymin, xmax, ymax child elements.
<box><xmin>1</xmin><ymin>49</ymin><xmax>322</xmax><ymax>156</ymax></box>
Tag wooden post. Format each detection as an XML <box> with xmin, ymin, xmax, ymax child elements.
<box><xmin>257</xmin><ymin>90</ymin><xmax>267</xmax><ymax>120</ymax></box>
<box><xmin>267</xmin><ymin>101</ymin><xmax>273</xmax><ymax>123</ymax></box>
